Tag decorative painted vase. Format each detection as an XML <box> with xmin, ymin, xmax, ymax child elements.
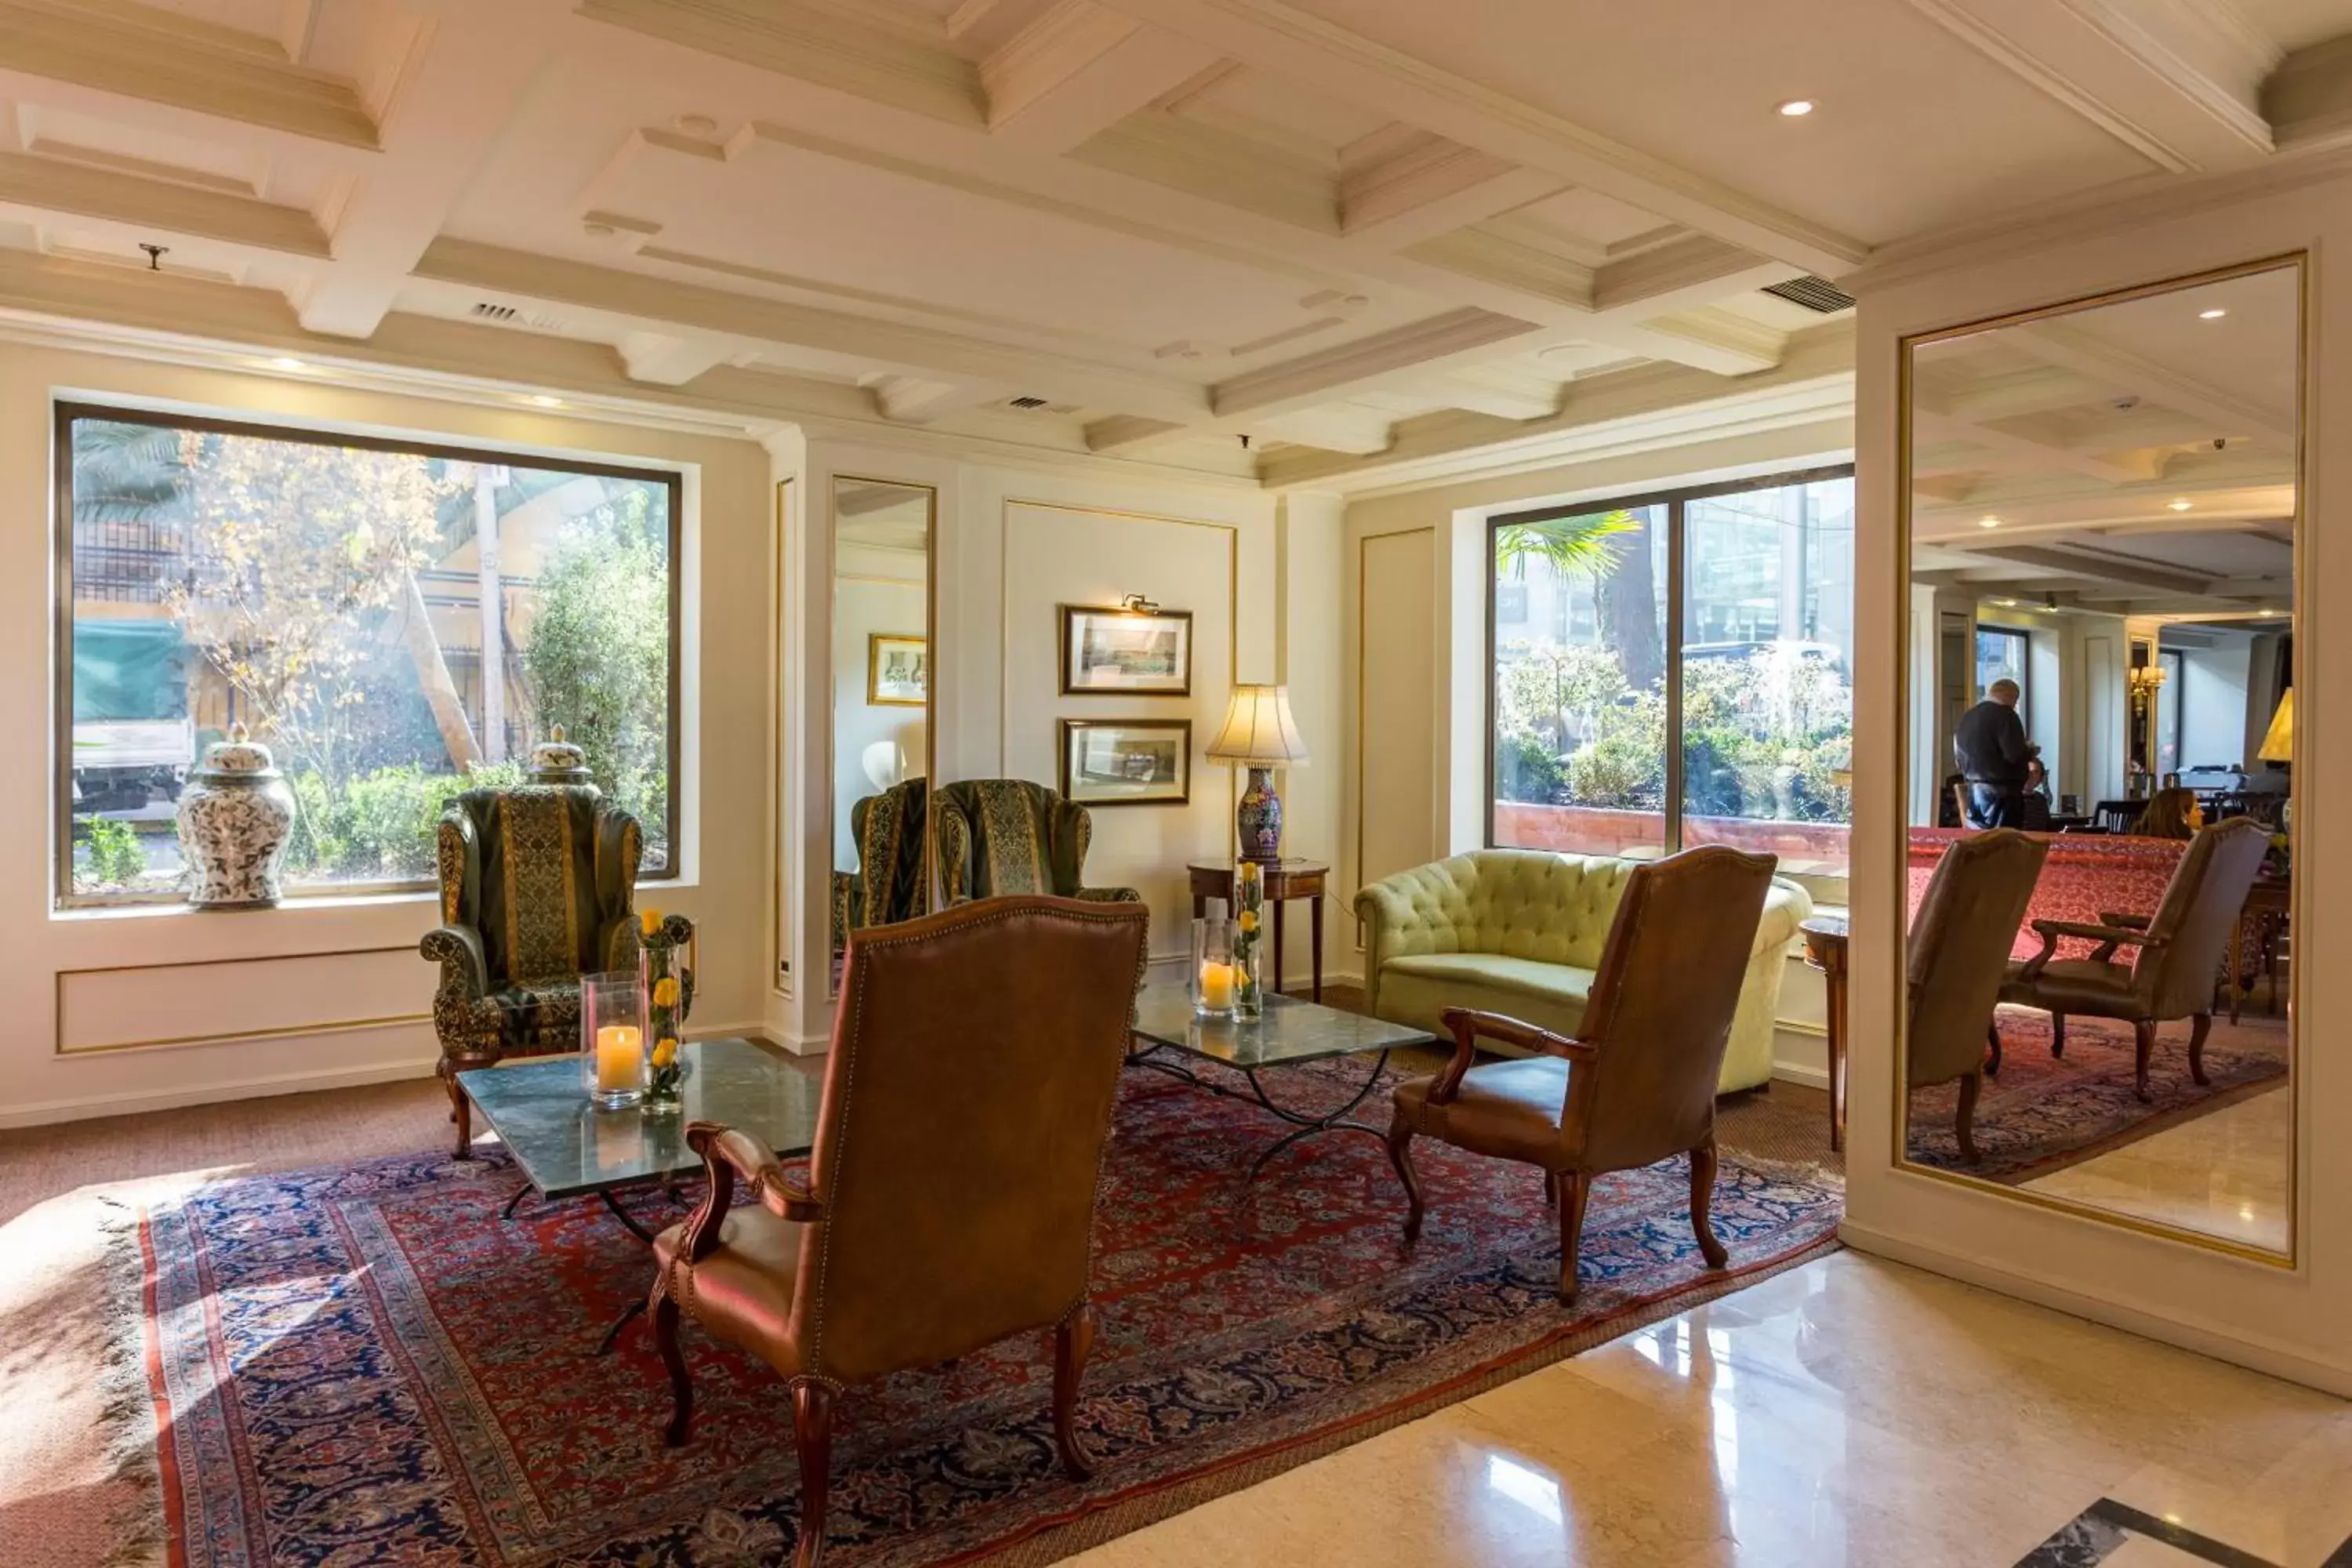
<box><xmin>176</xmin><ymin>723</ymin><xmax>296</xmax><ymax>909</ymax></box>
<box><xmin>529</xmin><ymin>724</ymin><xmax>595</xmax><ymax>787</ymax></box>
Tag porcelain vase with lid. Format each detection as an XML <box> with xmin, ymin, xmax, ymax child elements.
<box><xmin>176</xmin><ymin>723</ymin><xmax>297</xmax><ymax>909</ymax></box>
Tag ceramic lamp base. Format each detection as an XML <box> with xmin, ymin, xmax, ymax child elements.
<box><xmin>1236</xmin><ymin>765</ymin><xmax>1283</xmax><ymax>862</ymax></box>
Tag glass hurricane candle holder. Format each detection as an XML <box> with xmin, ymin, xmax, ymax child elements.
<box><xmin>1191</xmin><ymin>916</ymin><xmax>1239</xmax><ymax>1019</ymax></box>
<box><xmin>582</xmin><ymin>970</ymin><xmax>648</xmax><ymax>1110</ymax></box>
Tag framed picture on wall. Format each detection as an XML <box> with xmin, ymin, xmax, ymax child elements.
<box><xmin>1060</xmin><ymin>718</ymin><xmax>1192</xmax><ymax>807</ymax></box>
<box><xmin>867</xmin><ymin>633</ymin><xmax>927</xmax><ymax>706</ymax></box>
<box><xmin>1061</xmin><ymin>604</ymin><xmax>1192</xmax><ymax>695</ymax></box>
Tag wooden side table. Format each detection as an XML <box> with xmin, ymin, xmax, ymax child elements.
<box><xmin>1188</xmin><ymin>858</ymin><xmax>1330</xmax><ymax>1002</ymax></box>
<box><xmin>2230</xmin><ymin>877</ymin><xmax>2290</xmax><ymax>1024</ymax></box>
<box><xmin>1798</xmin><ymin>914</ymin><xmax>1849</xmax><ymax>1153</ymax></box>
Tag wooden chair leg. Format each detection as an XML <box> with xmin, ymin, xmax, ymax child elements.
<box><xmin>1956</xmin><ymin>1072</ymin><xmax>1982</xmax><ymax>1163</ymax></box>
<box><xmin>2187</xmin><ymin>1012</ymin><xmax>2213</xmax><ymax>1087</ymax></box>
<box><xmin>445</xmin><ymin>1069</ymin><xmax>474</xmax><ymax>1162</ymax></box>
<box><xmin>791</xmin><ymin>1380</ymin><xmax>837</xmax><ymax>1568</ymax></box>
<box><xmin>1984</xmin><ymin>1020</ymin><xmax>2003</xmax><ymax>1076</ymax></box>
<box><xmin>1386</xmin><ymin>1114</ymin><xmax>1427</xmax><ymax>1243</ymax></box>
<box><xmin>1052</xmin><ymin>1303</ymin><xmax>1097</xmax><ymax>1482</ymax></box>
<box><xmin>2132</xmin><ymin>1018</ymin><xmax>2156</xmax><ymax>1102</ymax></box>
<box><xmin>1542</xmin><ymin>1169</ymin><xmax>1559</xmax><ymax>1208</ymax></box>
<box><xmin>2049</xmin><ymin>1012</ymin><xmax>2067</xmax><ymax>1058</ymax></box>
<box><xmin>1690</xmin><ymin>1139</ymin><xmax>1728</xmax><ymax>1270</ymax></box>
<box><xmin>1556</xmin><ymin>1172</ymin><xmax>1592</xmax><ymax>1306</ymax></box>
<box><xmin>654</xmin><ymin>1296</ymin><xmax>693</xmax><ymax>1446</ymax></box>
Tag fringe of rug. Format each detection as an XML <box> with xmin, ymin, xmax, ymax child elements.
<box><xmin>92</xmin><ymin>1197</ymin><xmax>171</xmax><ymax>1568</ymax></box>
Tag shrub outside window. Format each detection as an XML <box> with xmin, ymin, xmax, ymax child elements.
<box><xmin>59</xmin><ymin>405</ymin><xmax>681</xmax><ymax>906</ymax></box>
<box><xmin>1489</xmin><ymin>467</ymin><xmax>1854</xmax><ymax>881</ymax></box>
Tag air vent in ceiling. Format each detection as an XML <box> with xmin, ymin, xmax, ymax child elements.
<box><xmin>1762</xmin><ymin>275</ymin><xmax>1856</xmax><ymax>314</ymax></box>
<box><xmin>469</xmin><ymin>299</ymin><xmax>569</xmax><ymax>333</ymax></box>
<box><xmin>471</xmin><ymin>301</ymin><xmax>519</xmax><ymax>321</ymax></box>
<box><xmin>1007</xmin><ymin>395</ymin><xmax>1050</xmax><ymax>409</ymax></box>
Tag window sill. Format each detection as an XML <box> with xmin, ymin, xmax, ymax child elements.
<box><xmin>51</xmin><ymin>887</ymin><xmax>441</xmax><ymax>923</ymax></box>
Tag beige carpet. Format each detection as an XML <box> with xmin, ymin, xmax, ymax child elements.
<box><xmin>0</xmin><ymin>1007</ymin><xmax>1835</xmax><ymax>1568</ymax></box>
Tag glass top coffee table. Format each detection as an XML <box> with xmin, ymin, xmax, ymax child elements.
<box><xmin>1127</xmin><ymin>980</ymin><xmax>1436</xmax><ymax>1178</ymax></box>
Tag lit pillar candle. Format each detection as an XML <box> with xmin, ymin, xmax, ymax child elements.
<box><xmin>596</xmin><ymin>1025</ymin><xmax>643</xmax><ymax>1092</ymax></box>
<box><xmin>1199</xmin><ymin>961</ymin><xmax>1236</xmax><ymax>1011</ymax></box>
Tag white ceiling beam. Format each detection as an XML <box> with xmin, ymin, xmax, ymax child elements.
<box><xmin>412</xmin><ymin>238</ymin><xmax>1210</xmax><ymax>422</ymax></box>
<box><xmin>1592</xmin><ymin>234</ymin><xmax>1795</xmax><ymax>315</ymax></box>
<box><xmin>867</xmin><ymin>374</ymin><xmax>1006</xmax><ymax>423</ymax></box>
<box><xmin>1093</xmin><ymin>0</ymin><xmax>1870</xmax><ymax>275</ymax></box>
<box><xmin>980</xmin><ymin>2</ymin><xmax>1224</xmax><ymax>154</ymax></box>
<box><xmin>2264</xmin><ymin>33</ymin><xmax>2352</xmax><ymax>151</ymax></box>
<box><xmin>0</xmin><ymin>152</ymin><xmax>330</xmax><ymax>257</ymax></box>
<box><xmin>1965</xmin><ymin>542</ymin><xmax>2214</xmax><ymax>595</ymax></box>
<box><xmin>1257</xmin><ymin>405</ymin><xmax>1393</xmax><ymax>455</ymax></box>
<box><xmin>1900</xmin><ymin>0</ymin><xmax>2274</xmax><ymax>172</ymax></box>
<box><xmin>1911</xmin><ymin>405</ymin><xmax>2158</xmax><ymax>483</ymax></box>
<box><xmin>948</xmin><ymin>0</ymin><xmax>1065</xmax><ymax>55</ymax></box>
<box><xmin>1419</xmin><ymin>367</ymin><xmax>1558</xmax><ymax>421</ymax></box>
<box><xmin>1334</xmin><ymin>130</ymin><xmax>1560</xmax><ymax>249</ymax></box>
<box><xmin>2005</xmin><ymin>320</ymin><xmax>2296</xmax><ymax>445</ymax></box>
<box><xmin>616</xmin><ymin>331</ymin><xmax>735</xmax><ymax>386</ymax></box>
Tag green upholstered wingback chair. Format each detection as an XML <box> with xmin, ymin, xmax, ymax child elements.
<box><xmin>1354</xmin><ymin>848</ymin><xmax>1811</xmax><ymax>1093</ymax></box>
<box><xmin>422</xmin><ymin>785</ymin><xmax>693</xmax><ymax>1159</ymax></box>
<box><xmin>931</xmin><ymin>779</ymin><xmax>1141</xmax><ymax>906</ymax></box>
<box><xmin>830</xmin><ymin>776</ymin><xmax>930</xmax><ymax>951</ymax></box>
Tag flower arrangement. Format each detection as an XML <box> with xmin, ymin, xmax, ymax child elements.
<box><xmin>1232</xmin><ymin>861</ymin><xmax>1266</xmax><ymax>1020</ymax></box>
<box><xmin>639</xmin><ymin>906</ymin><xmax>687</xmax><ymax>1111</ymax></box>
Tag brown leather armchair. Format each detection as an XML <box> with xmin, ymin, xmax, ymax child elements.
<box><xmin>1905</xmin><ymin>829</ymin><xmax>2049</xmax><ymax>1161</ymax></box>
<box><xmin>645</xmin><ymin>895</ymin><xmax>1149</xmax><ymax>1568</ymax></box>
<box><xmin>1385</xmin><ymin>846</ymin><xmax>1777</xmax><ymax>1305</ymax></box>
<box><xmin>1997</xmin><ymin>817</ymin><xmax>2270</xmax><ymax>1102</ymax></box>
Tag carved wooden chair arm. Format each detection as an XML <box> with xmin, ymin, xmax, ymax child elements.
<box><xmin>679</xmin><ymin>1120</ymin><xmax>822</xmax><ymax>1263</ymax></box>
<box><xmin>1431</xmin><ymin>1007</ymin><xmax>1596</xmax><ymax>1104</ymax></box>
<box><xmin>2019</xmin><ymin>918</ymin><xmax>2166</xmax><ymax>978</ymax></box>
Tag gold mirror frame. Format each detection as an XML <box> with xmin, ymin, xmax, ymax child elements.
<box><xmin>1891</xmin><ymin>252</ymin><xmax>2307</xmax><ymax>1266</ymax></box>
<box><xmin>827</xmin><ymin>474</ymin><xmax>938</xmax><ymax>1003</ymax></box>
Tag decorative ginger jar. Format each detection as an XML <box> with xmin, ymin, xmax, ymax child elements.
<box><xmin>176</xmin><ymin>724</ymin><xmax>296</xmax><ymax>909</ymax></box>
<box><xmin>528</xmin><ymin>724</ymin><xmax>595</xmax><ymax>787</ymax></box>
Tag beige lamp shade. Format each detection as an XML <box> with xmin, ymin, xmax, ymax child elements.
<box><xmin>2258</xmin><ymin>688</ymin><xmax>2295</xmax><ymax>763</ymax></box>
<box><xmin>1207</xmin><ymin>684</ymin><xmax>1308</xmax><ymax>767</ymax></box>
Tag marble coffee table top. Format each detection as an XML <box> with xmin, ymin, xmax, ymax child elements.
<box><xmin>1131</xmin><ymin>979</ymin><xmax>1436</xmax><ymax>1069</ymax></box>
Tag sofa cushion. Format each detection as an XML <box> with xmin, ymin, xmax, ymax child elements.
<box><xmin>1377</xmin><ymin>955</ymin><xmax>1597</xmax><ymax>1046</ymax></box>
<box><xmin>1384</xmin><ymin>952</ymin><xmax>1599</xmax><ymax>1007</ymax></box>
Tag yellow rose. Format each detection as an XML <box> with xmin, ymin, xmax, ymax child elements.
<box><xmin>1237</xmin><ymin>910</ymin><xmax>1258</xmax><ymax>934</ymax></box>
<box><xmin>652</xmin><ymin>976</ymin><xmax>680</xmax><ymax>1007</ymax></box>
<box><xmin>652</xmin><ymin>1036</ymin><xmax>677</xmax><ymax>1069</ymax></box>
<box><xmin>639</xmin><ymin>908</ymin><xmax>662</xmax><ymax>938</ymax></box>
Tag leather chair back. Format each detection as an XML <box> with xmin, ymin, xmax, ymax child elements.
<box><xmin>2136</xmin><ymin>817</ymin><xmax>2271</xmax><ymax>1017</ymax></box>
<box><xmin>792</xmin><ymin>895</ymin><xmax>1147</xmax><ymax>1385</ymax></box>
<box><xmin>1570</xmin><ymin>846</ymin><xmax>1777</xmax><ymax>1171</ymax></box>
<box><xmin>1907</xmin><ymin>829</ymin><xmax>2047</xmax><ymax>1087</ymax></box>
<box><xmin>932</xmin><ymin>779</ymin><xmax>1094</xmax><ymax>903</ymax></box>
<box><xmin>439</xmin><ymin>786</ymin><xmax>640</xmax><ymax>985</ymax></box>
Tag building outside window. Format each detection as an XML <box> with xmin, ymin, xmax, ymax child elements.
<box><xmin>1488</xmin><ymin>466</ymin><xmax>1854</xmax><ymax>880</ymax></box>
<box><xmin>59</xmin><ymin>405</ymin><xmax>681</xmax><ymax>906</ymax></box>
<box><xmin>1975</xmin><ymin>625</ymin><xmax>2031</xmax><ymax>719</ymax></box>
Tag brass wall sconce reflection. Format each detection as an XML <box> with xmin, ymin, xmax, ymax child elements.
<box><xmin>2126</xmin><ymin>662</ymin><xmax>2169</xmax><ymax>713</ymax></box>
<box><xmin>1119</xmin><ymin>593</ymin><xmax>1160</xmax><ymax>615</ymax></box>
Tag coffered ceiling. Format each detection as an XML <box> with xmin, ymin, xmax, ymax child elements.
<box><xmin>0</xmin><ymin>0</ymin><xmax>2347</xmax><ymax>488</ymax></box>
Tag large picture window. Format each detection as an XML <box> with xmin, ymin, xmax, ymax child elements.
<box><xmin>58</xmin><ymin>405</ymin><xmax>681</xmax><ymax>906</ymax></box>
<box><xmin>1489</xmin><ymin>466</ymin><xmax>1853</xmax><ymax>880</ymax></box>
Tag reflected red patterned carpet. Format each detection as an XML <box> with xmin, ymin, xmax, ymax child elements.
<box><xmin>130</xmin><ymin>1063</ymin><xmax>1842</xmax><ymax>1566</ymax></box>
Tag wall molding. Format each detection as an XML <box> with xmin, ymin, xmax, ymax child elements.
<box><xmin>0</xmin><ymin>1052</ymin><xmax>438</xmax><ymax>1130</ymax></box>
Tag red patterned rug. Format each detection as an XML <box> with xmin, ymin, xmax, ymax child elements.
<box><xmin>1905</xmin><ymin>1005</ymin><xmax>2289</xmax><ymax>1181</ymax></box>
<box><xmin>120</xmin><ymin>1062</ymin><xmax>1842</xmax><ymax>1567</ymax></box>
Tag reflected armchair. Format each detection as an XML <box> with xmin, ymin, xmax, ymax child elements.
<box><xmin>1385</xmin><ymin>846</ymin><xmax>1777</xmax><ymax>1304</ymax></box>
<box><xmin>931</xmin><ymin>779</ymin><xmax>1139</xmax><ymax>906</ymax></box>
<box><xmin>1996</xmin><ymin>817</ymin><xmax>2269</xmax><ymax>1101</ymax></box>
<box><xmin>648</xmin><ymin>895</ymin><xmax>1149</xmax><ymax>1568</ymax></box>
<box><xmin>1906</xmin><ymin>829</ymin><xmax>2048</xmax><ymax>1161</ymax></box>
<box><xmin>423</xmin><ymin>785</ymin><xmax>692</xmax><ymax>1159</ymax></box>
<box><xmin>829</xmin><ymin>776</ymin><xmax>928</xmax><ymax>951</ymax></box>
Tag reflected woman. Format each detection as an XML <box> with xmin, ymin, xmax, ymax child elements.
<box><xmin>2129</xmin><ymin>786</ymin><xmax>2201</xmax><ymax>840</ymax></box>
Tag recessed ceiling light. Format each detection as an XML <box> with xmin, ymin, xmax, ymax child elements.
<box><xmin>1978</xmin><ymin>515</ymin><xmax>2002</xmax><ymax>528</ymax></box>
<box><xmin>267</xmin><ymin>356</ymin><xmax>307</xmax><ymax>372</ymax></box>
<box><xmin>2167</xmin><ymin>498</ymin><xmax>2193</xmax><ymax>511</ymax></box>
<box><xmin>528</xmin><ymin>394</ymin><xmax>563</xmax><ymax>408</ymax></box>
<box><xmin>1776</xmin><ymin>99</ymin><xmax>1815</xmax><ymax>117</ymax></box>
<box><xmin>1994</xmin><ymin>597</ymin><xmax>2020</xmax><ymax>608</ymax></box>
<box><xmin>2259</xmin><ymin>608</ymin><xmax>2279</xmax><ymax>617</ymax></box>
<box><xmin>673</xmin><ymin>113</ymin><xmax>718</xmax><ymax>137</ymax></box>
<box><xmin>2199</xmin><ymin>307</ymin><xmax>2227</xmax><ymax>320</ymax></box>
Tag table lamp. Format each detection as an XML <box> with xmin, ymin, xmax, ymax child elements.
<box><xmin>2258</xmin><ymin>688</ymin><xmax>2294</xmax><ymax>764</ymax></box>
<box><xmin>1207</xmin><ymin>684</ymin><xmax>1308</xmax><ymax>862</ymax></box>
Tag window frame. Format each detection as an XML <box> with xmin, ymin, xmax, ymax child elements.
<box><xmin>53</xmin><ymin>399</ymin><xmax>686</xmax><ymax>909</ymax></box>
<box><xmin>1974</xmin><ymin>623</ymin><xmax>2034</xmax><ymax>729</ymax></box>
<box><xmin>1482</xmin><ymin>461</ymin><xmax>1856</xmax><ymax>860</ymax></box>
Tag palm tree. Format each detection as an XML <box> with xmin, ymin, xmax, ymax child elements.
<box><xmin>1494</xmin><ymin>509</ymin><xmax>1638</xmax><ymax>584</ymax></box>
<box><xmin>71</xmin><ymin>419</ymin><xmax>186</xmax><ymax>526</ymax></box>
<box><xmin>1494</xmin><ymin>507</ymin><xmax>1664</xmax><ymax>692</ymax></box>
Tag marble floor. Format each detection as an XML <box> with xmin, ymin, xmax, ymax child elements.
<box><xmin>2024</xmin><ymin>1083</ymin><xmax>2292</xmax><ymax>1253</ymax></box>
<box><xmin>1064</xmin><ymin>1249</ymin><xmax>2352</xmax><ymax>1568</ymax></box>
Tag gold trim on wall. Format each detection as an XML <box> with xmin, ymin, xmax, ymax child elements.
<box><xmin>1889</xmin><ymin>251</ymin><xmax>2307</xmax><ymax>1270</ymax></box>
<box><xmin>771</xmin><ymin>475</ymin><xmax>794</xmax><ymax>996</ymax></box>
<box><xmin>54</xmin><ymin>943</ymin><xmax>426</xmax><ymax>1057</ymax></box>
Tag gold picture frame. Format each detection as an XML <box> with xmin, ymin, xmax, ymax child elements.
<box><xmin>1059</xmin><ymin>717</ymin><xmax>1192</xmax><ymax>807</ymax></box>
<box><xmin>1061</xmin><ymin>604</ymin><xmax>1192</xmax><ymax>695</ymax></box>
<box><xmin>866</xmin><ymin>633</ymin><xmax>927</xmax><ymax>707</ymax></box>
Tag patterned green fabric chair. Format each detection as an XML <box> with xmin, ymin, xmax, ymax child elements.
<box><xmin>830</xmin><ymin>776</ymin><xmax>931</xmax><ymax>951</ymax></box>
<box><xmin>422</xmin><ymin>785</ymin><xmax>693</xmax><ymax>1160</ymax></box>
<box><xmin>931</xmin><ymin>779</ymin><xmax>1141</xmax><ymax>907</ymax></box>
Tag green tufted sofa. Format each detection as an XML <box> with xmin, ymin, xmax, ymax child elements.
<box><xmin>1353</xmin><ymin>848</ymin><xmax>1812</xmax><ymax>1093</ymax></box>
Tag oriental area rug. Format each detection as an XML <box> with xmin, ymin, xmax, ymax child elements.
<box><xmin>116</xmin><ymin>1062</ymin><xmax>1842</xmax><ymax>1567</ymax></box>
<box><xmin>1904</xmin><ymin>1005</ymin><xmax>2289</xmax><ymax>1182</ymax></box>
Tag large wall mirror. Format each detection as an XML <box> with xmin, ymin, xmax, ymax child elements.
<box><xmin>829</xmin><ymin>476</ymin><xmax>935</xmax><ymax>994</ymax></box>
<box><xmin>1900</xmin><ymin>256</ymin><xmax>2300</xmax><ymax>1261</ymax></box>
